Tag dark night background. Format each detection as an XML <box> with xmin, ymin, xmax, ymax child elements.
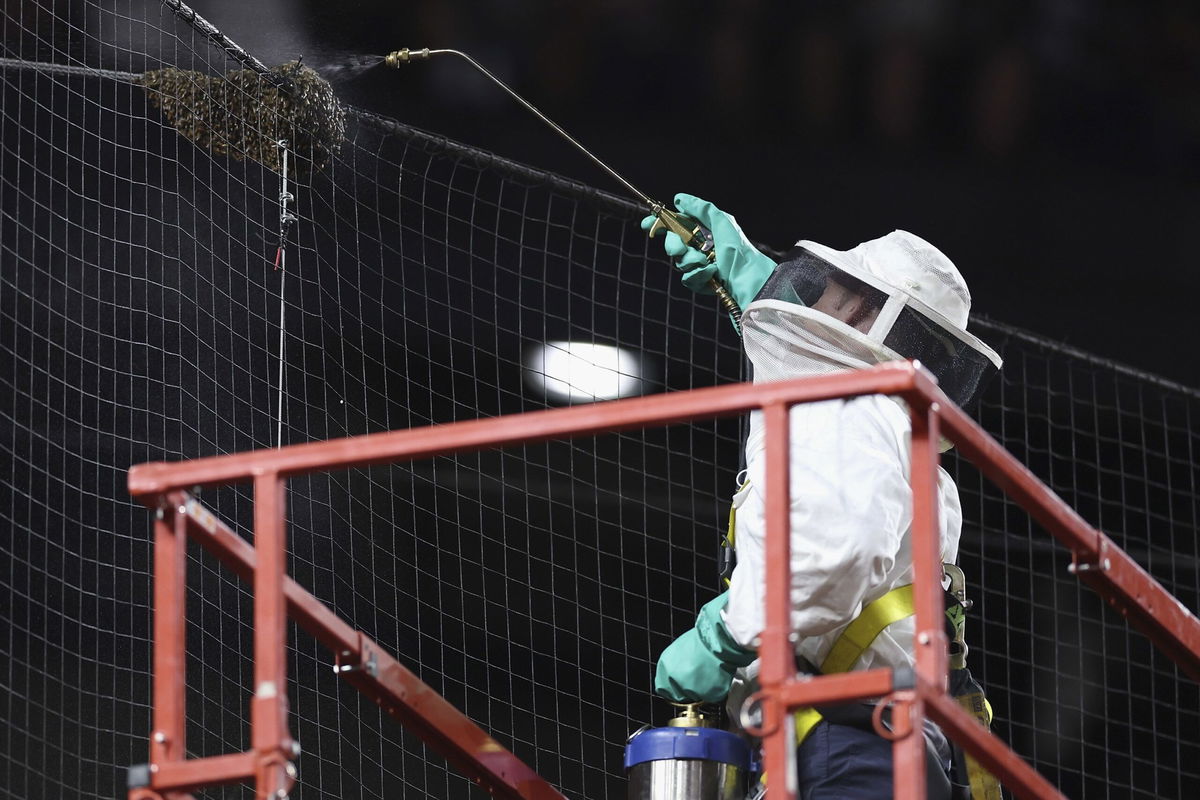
<box><xmin>190</xmin><ymin>0</ymin><xmax>1200</xmax><ymax>390</ymax></box>
<box><xmin>2</xmin><ymin>3</ymin><xmax>1200</xmax><ymax>800</ymax></box>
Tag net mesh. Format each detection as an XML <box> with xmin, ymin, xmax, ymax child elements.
<box><xmin>1</xmin><ymin>3</ymin><xmax>1197</xmax><ymax>799</ymax></box>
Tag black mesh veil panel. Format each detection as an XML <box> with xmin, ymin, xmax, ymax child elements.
<box><xmin>754</xmin><ymin>247</ymin><xmax>840</xmax><ymax>308</ymax></box>
<box><xmin>883</xmin><ymin>305</ymin><xmax>999</xmax><ymax>409</ymax></box>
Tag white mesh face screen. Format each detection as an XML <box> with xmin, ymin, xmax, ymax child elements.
<box><xmin>746</xmin><ymin>328</ymin><xmax>855</xmax><ymax>384</ymax></box>
<box><xmin>743</xmin><ymin>301</ymin><xmax>896</xmax><ymax>386</ymax></box>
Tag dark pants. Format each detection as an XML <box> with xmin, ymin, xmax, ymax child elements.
<box><xmin>797</xmin><ymin>716</ymin><xmax>956</xmax><ymax>800</ymax></box>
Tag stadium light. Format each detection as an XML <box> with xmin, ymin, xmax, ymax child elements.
<box><xmin>524</xmin><ymin>341</ymin><xmax>648</xmax><ymax>403</ymax></box>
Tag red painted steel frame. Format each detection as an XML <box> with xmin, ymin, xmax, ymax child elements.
<box><xmin>128</xmin><ymin>361</ymin><xmax>1200</xmax><ymax>800</ymax></box>
<box><xmin>129</xmin><ymin>488</ymin><xmax>568</xmax><ymax>800</ymax></box>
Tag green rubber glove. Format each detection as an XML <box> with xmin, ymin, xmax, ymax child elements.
<box><xmin>640</xmin><ymin>193</ymin><xmax>776</xmax><ymax>310</ymax></box>
<box><xmin>654</xmin><ymin>592</ymin><xmax>757</xmax><ymax>703</ymax></box>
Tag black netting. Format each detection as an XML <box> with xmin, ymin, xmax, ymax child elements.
<box><xmin>1</xmin><ymin>3</ymin><xmax>1198</xmax><ymax>800</ymax></box>
<box><xmin>949</xmin><ymin>327</ymin><xmax>1200</xmax><ymax>800</ymax></box>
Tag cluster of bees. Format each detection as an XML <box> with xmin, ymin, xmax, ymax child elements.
<box><xmin>139</xmin><ymin>60</ymin><xmax>346</xmax><ymax>175</ymax></box>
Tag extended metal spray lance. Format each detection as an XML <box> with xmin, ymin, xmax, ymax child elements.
<box><xmin>384</xmin><ymin>47</ymin><xmax>744</xmax><ymax>335</ymax></box>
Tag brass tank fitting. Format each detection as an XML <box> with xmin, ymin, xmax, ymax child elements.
<box><xmin>667</xmin><ymin>702</ymin><xmax>713</xmax><ymax>728</ymax></box>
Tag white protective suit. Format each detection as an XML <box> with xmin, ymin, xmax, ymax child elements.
<box><xmin>721</xmin><ymin>230</ymin><xmax>999</xmax><ymax>675</ymax></box>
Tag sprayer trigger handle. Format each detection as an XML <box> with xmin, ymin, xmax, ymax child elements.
<box><xmin>648</xmin><ymin>210</ymin><xmax>717</xmax><ymax>264</ymax></box>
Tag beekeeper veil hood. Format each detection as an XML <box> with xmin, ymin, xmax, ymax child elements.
<box><xmin>744</xmin><ymin>230</ymin><xmax>1002</xmax><ymax>409</ymax></box>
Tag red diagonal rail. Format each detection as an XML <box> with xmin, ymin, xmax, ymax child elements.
<box><xmin>933</xmin><ymin>395</ymin><xmax>1200</xmax><ymax>682</ymax></box>
<box><xmin>130</xmin><ymin>490</ymin><xmax>566</xmax><ymax>800</ymax></box>
<box><xmin>177</xmin><ymin>491</ymin><xmax>562</xmax><ymax>798</ymax></box>
<box><xmin>128</xmin><ymin>360</ymin><xmax>1200</xmax><ymax>800</ymax></box>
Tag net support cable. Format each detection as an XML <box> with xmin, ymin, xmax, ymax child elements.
<box><xmin>273</xmin><ymin>140</ymin><xmax>295</xmax><ymax>448</ymax></box>
<box><xmin>0</xmin><ymin>57</ymin><xmax>141</xmax><ymax>83</ymax></box>
<box><xmin>124</xmin><ymin>361</ymin><xmax>1200</xmax><ymax>800</ymax></box>
<box><xmin>159</xmin><ymin>0</ymin><xmax>277</xmax><ymax>78</ymax></box>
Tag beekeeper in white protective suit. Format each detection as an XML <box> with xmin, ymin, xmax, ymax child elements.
<box><xmin>641</xmin><ymin>194</ymin><xmax>1003</xmax><ymax>800</ymax></box>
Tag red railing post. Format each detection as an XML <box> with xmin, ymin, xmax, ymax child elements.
<box><xmin>909</xmin><ymin>401</ymin><xmax>948</xmax><ymax>692</ymax></box>
<box><xmin>760</xmin><ymin>401</ymin><xmax>797</xmax><ymax>800</ymax></box>
<box><xmin>891</xmin><ymin>399</ymin><xmax>947</xmax><ymax>799</ymax></box>
<box><xmin>250</xmin><ymin>472</ymin><xmax>295</xmax><ymax>799</ymax></box>
<box><xmin>151</xmin><ymin>499</ymin><xmax>188</xmax><ymax>766</ymax></box>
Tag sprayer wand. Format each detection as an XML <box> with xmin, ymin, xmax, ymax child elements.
<box><xmin>384</xmin><ymin>47</ymin><xmax>743</xmax><ymax>335</ymax></box>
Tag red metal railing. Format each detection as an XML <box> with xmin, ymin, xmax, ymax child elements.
<box><xmin>126</xmin><ymin>361</ymin><xmax>1200</xmax><ymax>799</ymax></box>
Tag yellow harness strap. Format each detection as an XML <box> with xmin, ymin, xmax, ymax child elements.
<box><xmin>721</xmin><ymin>480</ymin><xmax>748</xmax><ymax>588</ymax></box>
<box><xmin>794</xmin><ymin>584</ymin><xmax>916</xmax><ymax>745</ymax></box>
<box><xmin>956</xmin><ymin>691</ymin><xmax>1001</xmax><ymax>800</ymax></box>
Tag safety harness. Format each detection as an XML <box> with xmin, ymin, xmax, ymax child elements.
<box><xmin>723</xmin><ymin>490</ymin><xmax>1002</xmax><ymax>800</ymax></box>
<box><xmin>792</xmin><ymin>583</ymin><xmax>920</xmax><ymax>744</ymax></box>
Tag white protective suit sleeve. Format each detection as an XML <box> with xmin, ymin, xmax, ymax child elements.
<box><xmin>723</xmin><ymin>395</ymin><xmax>961</xmax><ymax>670</ymax></box>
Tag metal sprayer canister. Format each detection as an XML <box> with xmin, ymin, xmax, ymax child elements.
<box><xmin>625</xmin><ymin>706</ymin><xmax>751</xmax><ymax>800</ymax></box>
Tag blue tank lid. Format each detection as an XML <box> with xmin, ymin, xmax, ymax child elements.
<box><xmin>624</xmin><ymin>726</ymin><xmax>751</xmax><ymax>770</ymax></box>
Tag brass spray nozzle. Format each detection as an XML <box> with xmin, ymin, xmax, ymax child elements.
<box><xmin>384</xmin><ymin>49</ymin><xmax>431</xmax><ymax>68</ymax></box>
